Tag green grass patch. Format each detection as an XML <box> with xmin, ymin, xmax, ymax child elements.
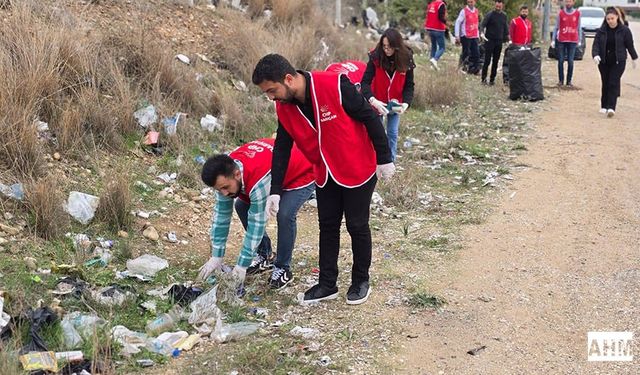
<box><xmin>408</xmin><ymin>292</ymin><xmax>447</xmax><ymax>309</ymax></box>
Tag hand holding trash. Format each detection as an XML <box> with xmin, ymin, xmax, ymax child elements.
<box><xmin>390</xmin><ymin>100</ymin><xmax>409</xmax><ymax>115</ymax></box>
<box><xmin>593</xmin><ymin>56</ymin><xmax>601</xmax><ymax>65</ymax></box>
<box><xmin>197</xmin><ymin>256</ymin><xmax>223</xmax><ymax>281</ymax></box>
<box><xmin>265</xmin><ymin>194</ymin><xmax>280</xmax><ymax>219</ymax></box>
<box><xmin>376</xmin><ymin>163</ymin><xmax>396</xmax><ymax>181</ymax></box>
<box><xmin>231</xmin><ymin>265</ymin><xmax>247</xmax><ymax>283</ymax></box>
<box><xmin>369</xmin><ymin>97</ymin><xmax>389</xmax><ymax>116</ymax></box>
<box><xmin>480</xmin><ymin>33</ymin><xmax>488</xmax><ymax>42</ymax></box>
<box><xmin>551</xmin><ymin>40</ymin><xmax>555</xmax><ymax>49</ymax></box>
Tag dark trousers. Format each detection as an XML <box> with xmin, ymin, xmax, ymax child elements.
<box><xmin>598</xmin><ymin>61</ymin><xmax>626</xmax><ymax>110</ymax></box>
<box><xmin>316</xmin><ymin>175</ymin><xmax>377</xmax><ymax>288</ymax></box>
<box><xmin>460</xmin><ymin>36</ymin><xmax>480</xmax><ymax>70</ymax></box>
<box><xmin>481</xmin><ymin>39</ymin><xmax>503</xmax><ymax>82</ymax></box>
<box><xmin>557</xmin><ymin>42</ymin><xmax>577</xmax><ymax>84</ymax></box>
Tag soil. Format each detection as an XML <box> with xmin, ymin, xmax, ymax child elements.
<box><xmin>394</xmin><ymin>22</ymin><xmax>640</xmax><ymax>374</ymax></box>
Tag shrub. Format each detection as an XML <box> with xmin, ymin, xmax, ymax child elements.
<box><xmin>411</xmin><ymin>64</ymin><xmax>464</xmax><ymax>109</ymax></box>
<box><xmin>96</xmin><ymin>173</ymin><xmax>133</xmax><ymax>231</ymax></box>
<box><xmin>25</xmin><ymin>176</ymin><xmax>68</xmax><ymax>240</ymax></box>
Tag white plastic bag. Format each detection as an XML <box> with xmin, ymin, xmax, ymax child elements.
<box><xmin>200</xmin><ymin>115</ymin><xmax>222</xmax><ymax>132</ymax></box>
<box><xmin>211</xmin><ymin>320</ymin><xmax>261</xmax><ymax>343</ymax></box>
<box><xmin>188</xmin><ymin>285</ymin><xmax>221</xmax><ymax>326</ymax></box>
<box><xmin>133</xmin><ymin>105</ymin><xmax>158</xmax><ymax>129</ymax></box>
<box><xmin>112</xmin><ymin>325</ymin><xmax>150</xmax><ymax>356</ymax></box>
<box><xmin>64</xmin><ymin>191</ymin><xmax>99</xmax><ymax>225</ymax></box>
<box><xmin>126</xmin><ymin>254</ymin><xmax>169</xmax><ymax>277</ymax></box>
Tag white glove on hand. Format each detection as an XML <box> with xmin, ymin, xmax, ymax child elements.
<box><xmin>551</xmin><ymin>41</ymin><xmax>555</xmax><ymax>49</ymax></box>
<box><xmin>231</xmin><ymin>265</ymin><xmax>247</xmax><ymax>283</ymax></box>
<box><xmin>369</xmin><ymin>97</ymin><xmax>389</xmax><ymax>116</ymax></box>
<box><xmin>392</xmin><ymin>103</ymin><xmax>409</xmax><ymax>115</ymax></box>
<box><xmin>266</xmin><ymin>194</ymin><xmax>280</xmax><ymax>219</ymax></box>
<box><xmin>480</xmin><ymin>33</ymin><xmax>488</xmax><ymax>42</ymax></box>
<box><xmin>593</xmin><ymin>56</ymin><xmax>601</xmax><ymax>65</ymax></box>
<box><xmin>376</xmin><ymin>163</ymin><xmax>396</xmax><ymax>181</ymax></box>
<box><xmin>197</xmin><ymin>256</ymin><xmax>223</xmax><ymax>281</ymax></box>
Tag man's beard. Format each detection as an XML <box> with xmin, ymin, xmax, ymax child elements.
<box><xmin>279</xmin><ymin>85</ymin><xmax>297</xmax><ymax>104</ymax></box>
<box><xmin>228</xmin><ymin>180</ymin><xmax>242</xmax><ymax>199</ymax></box>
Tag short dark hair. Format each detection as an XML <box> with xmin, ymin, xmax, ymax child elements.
<box><xmin>520</xmin><ymin>4</ymin><xmax>528</xmax><ymax>10</ymax></box>
<box><xmin>252</xmin><ymin>54</ymin><xmax>297</xmax><ymax>85</ymax></box>
<box><xmin>201</xmin><ymin>154</ymin><xmax>237</xmax><ymax>187</ymax></box>
<box><xmin>495</xmin><ymin>0</ymin><xmax>503</xmax><ymax>3</ymax></box>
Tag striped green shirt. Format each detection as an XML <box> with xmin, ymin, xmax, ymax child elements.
<box><xmin>209</xmin><ymin>161</ymin><xmax>269</xmax><ymax>268</ymax></box>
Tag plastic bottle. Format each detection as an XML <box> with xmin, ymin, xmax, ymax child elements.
<box><xmin>145</xmin><ymin>306</ymin><xmax>183</xmax><ymax>335</ymax></box>
<box><xmin>146</xmin><ymin>339</ymin><xmax>181</xmax><ymax>357</ymax></box>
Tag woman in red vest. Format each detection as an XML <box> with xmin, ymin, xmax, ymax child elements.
<box><xmin>552</xmin><ymin>0</ymin><xmax>582</xmax><ymax>86</ymax></box>
<box><xmin>361</xmin><ymin>28</ymin><xmax>415</xmax><ymax>162</ymax></box>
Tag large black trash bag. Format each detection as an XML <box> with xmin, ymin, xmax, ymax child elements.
<box><xmin>502</xmin><ymin>44</ymin><xmax>521</xmax><ymax>84</ymax></box>
<box><xmin>21</xmin><ymin>307</ymin><xmax>59</xmax><ymax>354</ymax></box>
<box><xmin>508</xmin><ymin>47</ymin><xmax>544</xmax><ymax>101</ymax></box>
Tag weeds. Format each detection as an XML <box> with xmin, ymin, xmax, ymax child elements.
<box><xmin>96</xmin><ymin>172</ymin><xmax>133</xmax><ymax>231</ymax></box>
<box><xmin>408</xmin><ymin>292</ymin><xmax>447</xmax><ymax>309</ymax></box>
<box><xmin>25</xmin><ymin>175</ymin><xmax>69</xmax><ymax>240</ymax></box>
<box><xmin>412</xmin><ymin>63</ymin><xmax>465</xmax><ymax>109</ymax></box>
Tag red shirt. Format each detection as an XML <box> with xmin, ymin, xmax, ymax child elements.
<box><xmin>510</xmin><ymin>16</ymin><xmax>533</xmax><ymax>45</ymax></box>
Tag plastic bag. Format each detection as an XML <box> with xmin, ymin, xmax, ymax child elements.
<box><xmin>63</xmin><ymin>312</ymin><xmax>107</xmax><ymax>341</ymax></box>
<box><xmin>91</xmin><ymin>285</ymin><xmax>135</xmax><ymax>306</ymax></box>
<box><xmin>0</xmin><ymin>296</ymin><xmax>10</xmax><ymax>337</ymax></box>
<box><xmin>23</xmin><ymin>308</ymin><xmax>58</xmax><ymax>353</ymax></box>
<box><xmin>508</xmin><ymin>47</ymin><xmax>544</xmax><ymax>102</ymax></box>
<box><xmin>61</xmin><ymin>318</ymin><xmax>82</xmax><ymax>349</ymax></box>
<box><xmin>168</xmin><ymin>285</ymin><xmax>203</xmax><ymax>306</ymax></box>
<box><xmin>19</xmin><ymin>351</ymin><xmax>58</xmax><ymax>372</ymax></box>
<box><xmin>200</xmin><ymin>115</ymin><xmax>222</xmax><ymax>132</ymax></box>
<box><xmin>0</xmin><ymin>182</ymin><xmax>24</xmax><ymax>200</ymax></box>
<box><xmin>126</xmin><ymin>254</ymin><xmax>169</xmax><ymax>277</ymax></box>
<box><xmin>188</xmin><ymin>285</ymin><xmax>221</xmax><ymax>326</ymax></box>
<box><xmin>211</xmin><ymin>320</ymin><xmax>261</xmax><ymax>343</ymax></box>
<box><xmin>64</xmin><ymin>191</ymin><xmax>99</xmax><ymax>225</ymax></box>
<box><xmin>162</xmin><ymin>113</ymin><xmax>182</xmax><ymax>135</ymax></box>
<box><xmin>111</xmin><ymin>325</ymin><xmax>150</xmax><ymax>356</ymax></box>
<box><xmin>133</xmin><ymin>105</ymin><xmax>158</xmax><ymax>129</ymax></box>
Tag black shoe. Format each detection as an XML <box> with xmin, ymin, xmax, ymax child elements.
<box><xmin>489</xmin><ymin>81</ymin><xmax>495</xmax><ymax>86</ymax></box>
<box><xmin>346</xmin><ymin>281</ymin><xmax>371</xmax><ymax>305</ymax></box>
<box><xmin>269</xmin><ymin>267</ymin><xmax>293</xmax><ymax>290</ymax></box>
<box><xmin>481</xmin><ymin>79</ymin><xmax>488</xmax><ymax>85</ymax></box>
<box><xmin>301</xmin><ymin>284</ymin><xmax>338</xmax><ymax>305</ymax></box>
<box><xmin>247</xmin><ymin>253</ymin><xmax>274</xmax><ymax>275</ymax></box>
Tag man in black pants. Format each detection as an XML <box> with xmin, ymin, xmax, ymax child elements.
<box><xmin>480</xmin><ymin>0</ymin><xmax>509</xmax><ymax>85</ymax></box>
<box><xmin>252</xmin><ymin>54</ymin><xmax>395</xmax><ymax>306</ymax></box>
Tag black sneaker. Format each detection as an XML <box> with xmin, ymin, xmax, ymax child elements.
<box><xmin>488</xmin><ymin>81</ymin><xmax>495</xmax><ymax>86</ymax></box>
<box><xmin>346</xmin><ymin>281</ymin><xmax>371</xmax><ymax>305</ymax></box>
<box><xmin>269</xmin><ymin>267</ymin><xmax>293</xmax><ymax>290</ymax></box>
<box><xmin>301</xmin><ymin>284</ymin><xmax>338</xmax><ymax>305</ymax></box>
<box><xmin>247</xmin><ymin>253</ymin><xmax>274</xmax><ymax>275</ymax></box>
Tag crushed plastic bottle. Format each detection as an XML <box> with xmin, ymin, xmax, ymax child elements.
<box><xmin>146</xmin><ymin>305</ymin><xmax>184</xmax><ymax>335</ymax></box>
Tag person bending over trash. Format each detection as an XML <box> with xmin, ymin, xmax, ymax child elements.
<box><xmin>198</xmin><ymin>138</ymin><xmax>315</xmax><ymax>290</ymax></box>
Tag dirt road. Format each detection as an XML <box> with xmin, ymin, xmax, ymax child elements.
<box><xmin>396</xmin><ymin>23</ymin><xmax>640</xmax><ymax>374</ymax></box>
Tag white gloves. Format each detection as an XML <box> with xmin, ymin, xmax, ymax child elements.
<box><xmin>480</xmin><ymin>33</ymin><xmax>488</xmax><ymax>42</ymax></box>
<box><xmin>369</xmin><ymin>97</ymin><xmax>389</xmax><ymax>116</ymax></box>
<box><xmin>231</xmin><ymin>265</ymin><xmax>247</xmax><ymax>283</ymax></box>
<box><xmin>392</xmin><ymin>103</ymin><xmax>409</xmax><ymax>115</ymax></box>
<box><xmin>376</xmin><ymin>163</ymin><xmax>396</xmax><ymax>181</ymax></box>
<box><xmin>551</xmin><ymin>41</ymin><xmax>555</xmax><ymax>49</ymax></box>
<box><xmin>197</xmin><ymin>256</ymin><xmax>223</xmax><ymax>281</ymax></box>
<box><xmin>266</xmin><ymin>194</ymin><xmax>280</xmax><ymax>218</ymax></box>
<box><xmin>593</xmin><ymin>56</ymin><xmax>601</xmax><ymax>65</ymax></box>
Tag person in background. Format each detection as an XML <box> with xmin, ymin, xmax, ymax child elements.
<box><xmin>455</xmin><ymin>0</ymin><xmax>481</xmax><ymax>74</ymax></box>
<box><xmin>510</xmin><ymin>5</ymin><xmax>533</xmax><ymax>46</ymax></box>
<box><xmin>325</xmin><ymin>60</ymin><xmax>367</xmax><ymax>91</ymax></box>
<box><xmin>425</xmin><ymin>0</ymin><xmax>448</xmax><ymax>70</ymax></box>
<box><xmin>198</xmin><ymin>139</ymin><xmax>315</xmax><ymax>290</ymax></box>
<box><xmin>252</xmin><ymin>54</ymin><xmax>395</xmax><ymax>305</ymax></box>
<box><xmin>592</xmin><ymin>8</ymin><xmax>637</xmax><ymax>118</ymax></box>
<box><xmin>361</xmin><ymin>28</ymin><xmax>415</xmax><ymax>162</ymax></box>
<box><xmin>552</xmin><ymin>0</ymin><xmax>582</xmax><ymax>87</ymax></box>
<box><xmin>480</xmin><ymin>0</ymin><xmax>509</xmax><ymax>85</ymax></box>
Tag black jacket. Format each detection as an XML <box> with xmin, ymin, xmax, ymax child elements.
<box><xmin>592</xmin><ymin>23</ymin><xmax>638</xmax><ymax>64</ymax></box>
<box><xmin>480</xmin><ymin>10</ymin><xmax>509</xmax><ymax>42</ymax></box>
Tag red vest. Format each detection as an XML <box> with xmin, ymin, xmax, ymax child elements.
<box><xmin>511</xmin><ymin>17</ymin><xmax>532</xmax><ymax>45</ymax></box>
<box><xmin>325</xmin><ymin>60</ymin><xmax>366</xmax><ymax>86</ymax></box>
<box><xmin>463</xmin><ymin>6</ymin><xmax>479</xmax><ymax>38</ymax></box>
<box><xmin>370</xmin><ymin>51</ymin><xmax>407</xmax><ymax>103</ymax></box>
<box><xmin>275</xmin><ymin>72</ymin><xmax>377</xmax><ymax>188</ymax></box>
<box><xmin>558</xmin><ymin>9</ymin><xmax>580</xmax><ymax>43</ymax></box>
<box><xmin>230</xmin><ymin>138</ymin><xmax>314</xmax><ymax>202</ymax></box>
<box><xmin>425</xmin><ymin>0</ymin><xmax>447</xmax><ymax>31</ymax></box>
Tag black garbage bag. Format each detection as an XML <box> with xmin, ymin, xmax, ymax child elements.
<box><xmin>21</xmin><ymin>307</ymin><xmax>58</xmax><ymax>353</ymax></box>
<box><xmin>502</xmin><ymin>44</ymin><xmax>521</xmax><ymax>84</ymax></box>
<box><xmin>169</xmin><ymin>285</ymin><xmax>203</xmax><ymax>307</ymax></box>
<box><xmin>508</xmin><ymin>47</ymin><xmax>544</xmax><ymax>101</ymax></box>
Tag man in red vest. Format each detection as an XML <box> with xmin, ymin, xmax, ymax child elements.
<box><xmin>552</xmin><ymin>0</ymin><xmax>582</xmax><ymax>86</ymax></box>
<box><xmin>325</xmin><ymin>60</ymin><xmax>367</xmax><ymax>91</ymax></box>
<box><xmin>509</xmin><ymin>5</ymin><xmax>533</xmax><ymax>46</ymax></box>
<box><xmin>252</xmin><ymin>54</ymin><xmax>395</xmax><ymax>306</ymax></box>
<box><xmin>198</xmin><ymin>139</ymin><xmax>315</xmax><ymax>291</ymax></box>
<box><xmin>424</xmin><ymin>0</ymin><xmax>448</xmax><ymax>70</ymax></box>
<box><xmin>454</xmin><ymin>0</ymin><xmax>481</xmax><ymax>74</ymax></box>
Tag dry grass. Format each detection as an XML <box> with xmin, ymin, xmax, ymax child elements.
<box><xmin>96</xmin><ymin>172</ymin><xmax>133</xmax><ymax>231</ymax></box>
<box><xmin>412</xmin><ymin>64</ymin><xmax>465</xmax><ymax>109</ymax></box>
<box><xmin>24</xmin><ymin>175</ymin><xmax>69</xmax><ymax>240</ymax></box>
<box><xmin>270</xmin><ymin>0</ymin><xmax>315</xmax><ymax>26</ymax></box>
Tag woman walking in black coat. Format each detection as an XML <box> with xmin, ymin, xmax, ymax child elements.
<box><xmin>592</xmin><ymin>8</ymin><xmax>637</xmax><ymax>117</ymax></box>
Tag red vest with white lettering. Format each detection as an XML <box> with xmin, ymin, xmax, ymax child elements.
<box><xmin>230</xmin><ymin>138</ymin><xmax>314</xmax><ymax>202</ymax></box>
<box><xmin>463</xmin><ymin>6</ymin><xmax>479</xmax><ymax>39</ymax></box>
<box><xmin>558</xmin><ymin>8</ymin><xmax>580</xmax><ymax>43</ymax></box>
<box><xmin>369</xmin><ymin>50</ymin><xmax>407</xmax><ymax>103</ymax></box>
<box><xmin>275</xmin><ymin>72</ymin><xmax>376</xmax><ymax>188</ymax></box>
<box><xmin>511</xmin><ymin>17</ymin><xmax>533</xmax><ymax>45</ymax></box>
<box><xmin>425</xmin><ymin>0</ymin><xmax>447</xmax><ymax>31</ymax></box>
<box><xmin>325</xmin><ymin>60</ymin><xmax>367</xmax><ymax>86</ymax></box>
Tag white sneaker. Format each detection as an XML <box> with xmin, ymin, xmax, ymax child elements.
<box><xmin>607</xmin><ymin>109</ymin><xmax>615</xmax><ymax>118</ymax></box>
<box><xmin>599</xmin><ymin>108</ymin><xmax>607</xmax><ymax>114</ymax></box>
<box><xmin>430</xmin><ymin>58</ymin><xmax>439</xmax><ymax>71</ymax></box>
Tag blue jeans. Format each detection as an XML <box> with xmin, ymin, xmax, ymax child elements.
<box><xmin>384</xmin><ymin>113</ymin><xmax>400</xmax><ymax>161</ymax></box>
<box><xmin>557</xmin><ymin>42</ymin><xmax>577</xmax><ymax>84</ymax></box>
<box><xmin>428</xmin><ymin>30</ymin><xmax>446</xmax><ymax>60</ymax></box>
<box><xmin>234</xmin><ymin>183</ymin><xmax>315</xmax><ymax>270</ymax></box>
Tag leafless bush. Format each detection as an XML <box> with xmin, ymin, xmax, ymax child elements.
<box><xmin>96</xmin><ymin>173</ymin><xmax>132</xmax><ymax>231</ymax></box>
<box><xmin>412</xmin><ymin>64</ymin><xmax>464</xmax><ymax>109</ymax></box>
<box><xmin>24</xmin><ymin>175</ymin><xmax>68</xmax><ymax>240</ymax></box>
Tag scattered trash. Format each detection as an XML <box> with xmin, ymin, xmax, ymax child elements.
<box><xmin>0</xmin><ymin>295</ymin><xmax>10</xmax><ymax>334</ymax></box>
<box><xmin>196</xmin><ymin>53</ymin><xmax>214</xmax><ymax>65</ymax></box>
<box><xmin>232</xmin><ymin>79</ymin><xmax>247</xmax><ymax>92</ymax></box>
<box><xmin>194</xmin><ymin>155</ymin><xmax>206</xmax><ymax>165</ymax></box>
<box><xmin>126</xmin><ymin>254</ymin><xmax>168</xmax><ymax>276</ymax></box>
<box><xmin>247</xmin><ymin>307</ymin><xmax>268</xmax><ymax>317</ymax></box>
<box><xmin>175</xmin><ymin>54</ymin><xmax>190</xmax><ymax>65</ymax></box>
<box><xmin>168</xmin><ymin>285</ymin><xmax>203</xmax><ymax>307</ymax></box>
<box><xmin>141</xmin><ymin>300</ymin><xmax>157</xmax><ymax>314</ymax></box>
<box><xmin>136</xmin><ymin>359</ymin><xmax>155</xmax><ymax>367</ymax></box>
<box><xmin>53</xmin><ymin>277</ymin><xmax>89</xmax><ymax>298</ymax></box>
<box><xmin>31</xmin><ymin>275</ymin><xmax>42</xmax><ymax>283</ymax></box>
<box><xmin>289</xmin><ymin>326</ymin><xmax>319</xmax><ymax>339</ymax></box>
<box><xmin>67</xmin><ymin>233</ymin><xmax>92</xmax><ymax>252</ymax></box>
<box><xmin>175</xmin><ymin>333</ymin><xmax>201</xmax><ymax>351</ymax></box>
<box><xmin>317</xmin><ymin>355</ymin><xmax>332</xmax><ymax>367</ymax></box>
<box><xmin>61</xmin><ymin>318</ymin><xmax>82</xmax><ymax>349</ymax></box>
<box><xmin>19</xmin><ymin>351</ymin><xmax>58</xmax><ymax>372</ymax></box>
<box><xmin>403</xmin><ymin>140</ymin><xmax>413</xmax><ymax>148</ymax></box>
<box><xmin>63</xmin><ymin>312</ymin><xmax>107</xmax><ymax>342</ymax></box>
<box><xmin>24</xmin><ymin>307</ymin><xmax>59</xmax><ymax>352</ymax></box>
<box><xmin>133</xmin><ymin>105</ymin><xmax>158</xmax><ymax>129</ymax></box>
<box><xmin>188</xmin><ymin>286</ymin><xmax>221</xmax><ymax>326</ymax></box>
<box><xmin>467</xmin><ymin>345</ymin><xmax>487</xmax><ymax>356</ymax></box>
<box><xmin>54</xmin><ymin>350</ymin><xmax>83</xmax><ymax>362</ymax></box>
<box><xmin>211</xmin><ymin>321</ymin><xmax>261</xmax><ymax>344</ymax></box>
<box><xmin>371</xmin><ymin>192</ymin><xmax>384</xmax><ymax>207</ymax></box>
<box><xmin>146</xmin><ymin>305</ymin><xmax>184</xmax><ymax>335</ymax></box>
<box><xmin>147</xmin><ymin>331</ymin><xmax>183</xmax><ymax>357</ymax></box>
<box><xmin>35</xmin><ymin>119</ymin><xmax>49</xmax><ymax>132</ymax></box>
<box><xmin>0</xmin><ymin>182</ymin><xmax>24</xmax><ymax>201</ymax></box>
<box><xmin>383</xmin><ymin>252</ymin><xmax>392</xmax><ymax>260</ymax></box>
<box><xmin>116</xmin><ymin>270</ymin><xmax>152</xmax><ymax>282</ymax></box>
<box><xmin>155</xmin><ymin>331</ymin><xmax>188</xmax><ymax>349</ymax></box>
<box><xmin>84</xmin><ymin>248</ymin><xmax>112</xmax><ymax>267</ymax></box>
<box><xmin>200</xmin><ymin>114</ymin><xmax>222</xmax><ymax>132</ymax></box>
<box><xmin>166</xmin><ymin>231</ymin><xmax>178</xmax><ymax>243</ymax></box>
<box><xmin>90</xmin><ymin>285</ymin><xmax>135</xmax><ymax>306</ymax></box>
<box><xmin>64</xmin><ymin>192</ymin><xmax>100</xmax><ymax>225</ymax></box>
<box><xmin>157</xmin><ymin>172</ymin><xmax>178</xmax><ymax>184</ymax></box>
<box><xmin>162</xmin><ymin>113</ymin><xmax>183</xmax><ymax>135</ymax></box>
<box><xmin>112</xmin><ymin>325</ymin><xmax>150</xmax><ymax>356</ymax></box>
<box><xmin>143</xmin><ymin>131</ymin><xmax>160</xmax><ymax>146</ymax></box>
